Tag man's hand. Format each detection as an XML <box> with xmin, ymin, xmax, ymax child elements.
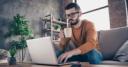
<box><xmin>58</xmin><ymin>49</ymin><xmax>81</xmax><ymax>63</ymax></box>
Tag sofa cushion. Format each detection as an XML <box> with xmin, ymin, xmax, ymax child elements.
<box><xmin>98</xmin><ymin>27</ymin><xmax>128</xmax><ymax>60</ymax></box>
<box><xmin>113</xmin><ymin>40</ymin><xmax>128</xmax><ymax>62</ymax></box>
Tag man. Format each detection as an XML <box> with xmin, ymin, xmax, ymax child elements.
<box><xmin>56</xmin><ymin>3</ymin><xmax>103</xmax><ymax>64</ymax></box>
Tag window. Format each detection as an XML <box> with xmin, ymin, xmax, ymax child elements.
<box><xmin>77</xmin><ymin>0</ymin><xmax>110</xmax><ymax>31</ymax></box>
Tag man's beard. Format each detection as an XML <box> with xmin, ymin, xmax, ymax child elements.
<box><xmin>69</xmin><ymin>19</ymin><xmax>79</xmax><ymax>26</ymax></box>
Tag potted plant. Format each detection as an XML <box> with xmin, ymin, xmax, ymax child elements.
<box><xmin>8</xmin><ymin>41</ymin><xmax>17</xmax><ymax>65</ymax></box>
<box><xmin>6</xmin><ymin>14</ymin><xmax>33</xmax><ymax>64</ymax></box>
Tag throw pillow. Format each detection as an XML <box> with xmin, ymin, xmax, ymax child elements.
<box><xmin>113</xmin><ymin>40</ymin><xmax>128</xmax><ymax>62</ymax></box>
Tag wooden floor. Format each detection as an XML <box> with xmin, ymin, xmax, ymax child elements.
<box><xmin>0</xmin><ymin>62</ymin><xmax>128</xmax><ymax>67</ymax></box>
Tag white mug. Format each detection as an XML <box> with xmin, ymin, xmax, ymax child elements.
<box><xmin>64</xmin><ymin>28</ymin><xmax>72</xmax><ymax>38</ymax></box>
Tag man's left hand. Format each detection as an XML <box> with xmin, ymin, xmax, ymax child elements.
<box><xmin>58</xmin><ymin>49</ymin><xmax>81</xmax><ymax>63</ymax></box>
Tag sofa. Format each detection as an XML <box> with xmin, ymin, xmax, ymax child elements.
<box><xmin>98</xmin><ymin>26</ymin><xmax>128</xmax><ymax>65</ymax></box>
<box><xmin>17</xmin><ymin>26</ymin><xmax>128</xmax><ymax>64</ymax></box>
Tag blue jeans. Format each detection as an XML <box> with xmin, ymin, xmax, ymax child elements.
<box><xmin>55</xmin><ymin>41</ymin><xmax>103</xmax><ymax>64</ymax></box>
<box><xmin>67</xmin><ymin>49</ymin><xmax>103</xmax><ymax>64</ymax></box>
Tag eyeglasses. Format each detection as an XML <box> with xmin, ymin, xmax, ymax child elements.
<box><xmin>66</xmin><ymin>12</ymin><xmax>79</xmax><ymax>18</ymax></box>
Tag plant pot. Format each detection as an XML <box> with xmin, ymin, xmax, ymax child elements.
<box><xmin>8</xmin><ymin>57</ymin><xmax>16</xmax><ymax>65</ymax></box>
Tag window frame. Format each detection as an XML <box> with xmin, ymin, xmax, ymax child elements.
<box><xmin>74</xmin><ymin>0</ymin><xmax>110</xmax><ymax>30</ymax></box>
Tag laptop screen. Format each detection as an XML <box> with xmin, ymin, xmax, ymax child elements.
<box><xmin>26</xmin><ymin>37</ymin><xmax>58</xmax><ymax>64</ymax></box>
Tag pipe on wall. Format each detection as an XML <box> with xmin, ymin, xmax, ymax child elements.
<box><xmin>124</xmin><ymin>0</ymin><xmax>128</xmax><ymax>26</ymax></box>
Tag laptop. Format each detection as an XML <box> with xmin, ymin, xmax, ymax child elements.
<box><xmin>26</xmin><ymin>37</ymin><xmax>71</xmax><ymax>66</ymax></box>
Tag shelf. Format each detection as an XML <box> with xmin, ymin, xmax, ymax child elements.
<box><xmin>41</xmin><ymin>18</ymin><xmax>50</xmax><ymax>22</ymax></box>
<box><xmin>53</xmin><ymin>40</ymin><xmax>60</xmax><ymax>42</ymax></box>
<box><xmin>42</xmin><ymin>29</ymin><xmax>60</xmax><ymax>33</ymax></box>
<box><xmin>54</xmin><ymin>21</ymin><xmax>66</xmax><ymax>25</ymax></box>
<box><xmin>47</xmin><ymin>29</ymin><xmax>60</xmax><ymax>33</ymax></box>
<box><xmin>41</xmin><ymin>18</ymin><xmax>66</xmax><ymax>25</ymax></box>
<box><xmin>52</xmin><ymin>40</ymin><xmax>60</xmax><ymax>45</ymax></box>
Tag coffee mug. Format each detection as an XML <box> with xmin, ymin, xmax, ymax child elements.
<box><xmin>64</xmin><ymin>28</ymin><xmax>72</xmax><ymax>38</ymax></box>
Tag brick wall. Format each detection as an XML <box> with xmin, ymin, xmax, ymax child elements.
<box><xmin>108</xmin><ymin>0</ymin><xmax>127</xmax><ymax>28</ymax></box>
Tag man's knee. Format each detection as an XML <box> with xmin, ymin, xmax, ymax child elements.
<box><xmin>82</xmin><ymin>49</ymin><xmax>103</xmax><ymax>64</ymax></box>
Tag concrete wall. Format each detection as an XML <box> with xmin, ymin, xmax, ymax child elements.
<box><xmin>108</xmin><ymin>0</ymin><xmax>127</xmax><ymax>28</ymax></box>
<box><xmin>0</xmin><ymin>0</ymin><xmax>63</xmax><ymax>49</ymax></box>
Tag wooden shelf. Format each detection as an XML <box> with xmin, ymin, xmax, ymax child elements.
<box><xmin>41</xmin><ymin>18</ymin><xmax>50</xmax><ymax>22</ymax></box>
<box><xmin>41</xmin><ymin>18</ymin><xmax>66</xmax><ymax>25</ymax></box>
<box><xmin>53</xmin><ymin>40</ymin><xmax>60</xmax><ymax>42</ymax></box>
<box><xmin>54</xmin><ymin>21</ymin><xmax>66</xmax><ymax>25</ymax></box>
<box><xmin>47</xmin><ymin>29</ymin><xmax>60</xmax><ymax>33</ymax></box>
<box><xmin>42</xmin><ymin>29</ymin><xmax>60</xmax><ymax>33</ymax></box>
<box><xmin>52</xmin><ymin>40</ymin><xmax>60</xmax><ymax>45</ymax></box>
